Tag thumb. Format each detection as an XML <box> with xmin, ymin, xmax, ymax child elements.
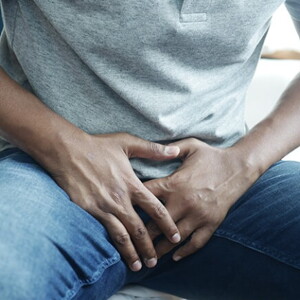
<box><xmin>126</xmin><ymin>136</ymin><xmax>180</xmax><ymax>160</ymax></box>
<box><xmin>168</xmin><ymin>138</ymin><xmax>203</xmax><ymax>159</ymax></box>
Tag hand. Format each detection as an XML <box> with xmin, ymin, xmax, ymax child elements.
<box><xmin>144</xmin><ymin>138</ymin><xmax>257</xmax><ymax>261</ymax></box>
<box><xmin>43</xmin><ymin>132</ymin><xmax>181</xmax><ymax>271</ymax></box>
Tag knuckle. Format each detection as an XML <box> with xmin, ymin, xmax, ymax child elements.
<box><xmin>81</xmin><ymin>198</ymin><xmax>98</xmax><ymax>213</ymax></box>
<box><xmin>165</xmin><ymin>174</ymin><xmax>179</xmax><ymax>189</ymax></box>
<box><xmin>199</xmin><ymin>210</ymin><xmax>213</xmax><ymax>224</ymax></box>
<box><xmin>110</xmin><ymin>188</ymin><xmax>126</xmax><ymax>206</ymax></box>
<box><xmin>153</xmin><ymin>203</ymin><xmax>167</xmax><ymax>219</ymax></box>
<box><xmin>190</xmin><ymin>240</ymin><xmax>202</xmax><ymax>251</ymax></box>
<box><xmin>97</xmin><ymin>200</ymin><xmax>112</xmax><ymax>214</ymax></box>
<box><xmin>205</xmin><ymin>214</ymin><xmax>214</xmax><ymax>225</ymax></box>
<box><xmin>184</xmin><ymin>194</ymin><xmax>199</xmax><ymax>211</ymax></box>
<box><xmin>79</xmin><ymin>201</ymin><xmax>90</xmax><ymax>212</ymax></box>
<box><xmin>122</xmin><ymin>132</ymin><xmax>131</xmax><ymax>139</ymax></box>
<box><xmin>187</xmin><ymin>137</ymin><xmax>199</xmax><ymax>146</ymax></box>
<box><xmin>124</xmin><ymin>253</ymin><xmax>139</xmax><ymax>263</ymax></box>
<box><xmin>179</xmin><ymin>226</ymin><xmax>193</xmax><ymax>239</ymax></box>
<box><xmin>118</xmin><ymin>132</ymin><xmax>132</xmax><ymax>149</ymax></box>
<box><xmin>113</xmin><ymin>202</ymin><xmax>131</xmax><ymax>219</ymax></box>
<box><xmin>118</xmin><ymin>132</ymin><xmax>131</xmax><ymax>141</ymax></box>
<box><xmin>133</xmin><ymin>226</ymin><xmax>147</xmax><ymax>240</ymax></box>
<box><xmin>115</xmin><ymin>207</ymin><xmax>130</xmax><ymax>220</ymax></box>
<box><xmin>129</xmin><ymin>182</ymin><xmax>144</xmax><ymax>197</ymax></box>
<box><xmin>114</xmin><ymin>233</ymin><xmax>130</xmax><ymax>246</ymax></box>
<box><xmin>148</xmin><ymin>141</ymin><xmax>162</xmax><ymax>155</ymax></box>
<box><xmin>190</xmin><ymin>231</ymin><xmax>207</xmax><ymax>250</ymax></box>
<box><xmin>148</xmin><ymin>222</ymin><xmax>160</xmax><ymax>235</ymax></box>
<box><xmin>101</xmin><ymin>212</ymin><xmax>115</xmax><ymax>224</ymax></box>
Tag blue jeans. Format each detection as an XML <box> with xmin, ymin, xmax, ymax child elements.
<box><xmin>1</xmin><ymin>148</ymin><xmax>300</xmax><ymax>300</ymax></box>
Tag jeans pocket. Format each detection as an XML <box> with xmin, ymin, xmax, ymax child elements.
<box><xmin>180</xmin><ymin>0</ymin><xmax>212</xmax><ymax>23</ymax></box>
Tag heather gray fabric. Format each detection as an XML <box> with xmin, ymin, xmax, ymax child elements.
<box><xmin>0</xmin><ymin>0</ymin><xmax>298</xmax><ymax>179</ymax></box>
<box><xmin>286</xmin><ymin>0</ymin><xmax>300</xmax><ymax>20</ymax></box>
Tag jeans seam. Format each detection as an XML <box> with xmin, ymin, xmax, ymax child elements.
<box><xmin>65</xmin><ymin>252</ymin><xmax>121</xmax><ymax>300</ymax></box>
<box><xmin>214</xmin><ymin>229</ymin><xmax>300</xmax><ymax>270</ymax></box>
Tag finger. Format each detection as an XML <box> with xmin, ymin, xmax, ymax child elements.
<box><xmin>146</xmin><ymin>219</ymin><xmax>162</xmax><ymax>241</ymax></box>
<box><xmin>114</xmin><ymin>205</ymin><xmax>158</xmax><ymax>269</ymax></box>
<box><xmin>123</xmin><ymin>134</ymin><xmax>180</xmax><ymax>160</ymax></box>
<box><xmin>173</xmin><ymin>227</ymin><xmax>213</xmax><ymax>261</ymax></box>
<box><xmin>167</xmin><ymin>138</ymin><xmax>201</xmax><ymax>159</ymax></box>
<box><xmin>134</xmin><ymin>185</ymin><xmax>181</xmax><ymax>244</ymax></box>
<box><xmin>155</xmin><ymin>217</ymin><xmax>196</xmax><ymax>258</ymax></box>
<box><xmin>146</xmin><ymin>202</ymin><xmax>183</xmax><ymax>241</ymax></box>
<box><xmin>143</xmin><ymin>177</ymin><xmax>175</xmax><ymax>241</ymax></box>
<box><xmin>100</xmin><ymin>213</ymin><xmax>143</xmax><ymax>272</ymax></box>
<box><xmin>143</xmin><ymin>178</ymin><xmax>166</xmax><ymax>199</ymax></box>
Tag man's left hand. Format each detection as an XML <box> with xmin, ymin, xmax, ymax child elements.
<box><xmin>144</xmin><ymin>138</ymin><xmax>257</xmax><ymax>261</ymax></box>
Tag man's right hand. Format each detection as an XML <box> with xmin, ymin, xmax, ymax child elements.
<box><xmin>0</xmin><ymin>68</ymin><xmax>181</xmax><ymax>271</ymax></box>
<box><xmin>44</xmin><ymin>132</ymin><xmax>181</xmax><ymax>271</ymax></box>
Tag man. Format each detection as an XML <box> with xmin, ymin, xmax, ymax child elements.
<box><xmin>0</xmin><ymin>1</ymin><xmax>300</xmax><ymax>299</ymax></box>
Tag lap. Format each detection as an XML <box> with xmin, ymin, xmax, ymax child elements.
<box><xmin>1</xmin><ymin>148</ymin><xmax>300</xmax><ymax>300</ymax></box>
<box><xmin>130</xmin><ymin>160</ymin><xmax>300</xmax><ymax>300</ymax></box>
<box><xmin>217</xmin><ymin>159</ymin><xmax>300</xmax><ymax>269</ymax></box>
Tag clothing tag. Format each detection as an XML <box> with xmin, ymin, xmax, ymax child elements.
<box><xmin>180</xmin><ymin>12</ymin><xmax>207</xmax><ymax>22</ymax></box>
<box><xmin>180</xmin><ymin>0</ymin><xmax>212</xmax><ymax>22</ymax></box>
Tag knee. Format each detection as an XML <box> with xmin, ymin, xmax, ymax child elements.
<box><xmin>0</xmin><ymin>232</ymin><xmax>68</xmax><ymax>299</ymax></box>
<box><xmin>0</xmin><ymin>251</ymin><xmax>46</xmax><ymax>299</ymax></box>
<box><xmin>267</xmin><ymin>160</ymin><xmax>300</xmax><ymax>203</ymax></box>
<box><xmin>0</xmin><ymin>220</ymin><xmax>124</xmax><ymax>300</ymax></box>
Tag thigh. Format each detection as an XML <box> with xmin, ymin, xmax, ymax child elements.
<box><xmin>0</xmin><ymin>148</ymin><xmax>126</xmax><ymax>300</ymax></box>
<box><xmin>130</xmin><ymin>160</ymin><xmax>300</xmax><ymax>300</ymax></box>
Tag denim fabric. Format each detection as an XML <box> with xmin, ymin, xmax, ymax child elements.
<box><xmin>1</xmin><ymin>148</ymin><xmax>300</xmax><ymax>300</ymax></box>
<box><xmin>0</xmin><ymin>149</ymin><xmax>126</xmax><ymax>300</ymax></box>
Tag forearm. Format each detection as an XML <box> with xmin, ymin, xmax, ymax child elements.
<box><xmin>0</xmin><ymin>67</ymin><xmax>86</xmax><ymax>164</ymax></box>
<box><xmin>233</xmin><ymin>73</ymin><xmax>300</xmax><ymax>177</ymax></box>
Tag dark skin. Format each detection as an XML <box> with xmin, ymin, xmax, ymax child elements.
<box><xmin>143</xmin><ymin>20</ymin><xmax>300</xmax><ymax>261</ymax></box>
<box><xmin>48</xmin><ymin>132</ymin><xmax>183</xmax><ymax>271</ymax></box>
<box><xmin>0</xmin><ymin>68</ymin><xmax>181</xmax><ymax>272</ymax></box>
<box><xmin>0</xmin><ymin>21</ymin><xmax>300</xmax><ymax>271</ymax></box>
<box><xmin>144</xmin><ymin>138</ymin><xmax>257</xmax><ymax>261</ymax></box>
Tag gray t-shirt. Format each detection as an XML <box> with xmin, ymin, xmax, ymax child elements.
<box><xmin>0</xmin><ymin>0</ymin><xmax>299</xmax><ymax>179</ymax></box>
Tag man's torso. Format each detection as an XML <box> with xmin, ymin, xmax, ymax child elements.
<box><xmin>0</xmin><ymin>0</ymin><xmax>284</xmax><ymax>178</ymax></box>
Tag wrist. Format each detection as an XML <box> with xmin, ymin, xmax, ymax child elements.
<box><xmin>226</xmin><ymin>143</ymin><xmax>265</xmax><ymax>186</ymax></box>
<box><xmin>29</xmin><ymin>122</ymin><xmax>89</xmax><ymax>169</ymax></box>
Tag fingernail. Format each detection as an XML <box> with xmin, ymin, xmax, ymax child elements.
<box><xmin>144</xmin><ymin>257</ymin><xmax>157</xmax><ymax>268</ymax></box>
<box><xmin>164</xmin><ymin>146</ymin><xmax>179</xmax><ymax>155</ymax></box>
<box><xmin>171</xmin><ymin>233</ymin><xmax>181</xmax><ymax>243</ymax></box>
<box><xmin>173</xmin><ymin>255</ymin><xmax>182</xmax><ymax>262</ymax></box>
<box><xmin>131</xmin><ymin>260</ymin><xmax>142</xmax><ymax>271</ymax></box>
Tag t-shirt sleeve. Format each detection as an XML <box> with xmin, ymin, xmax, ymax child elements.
<box><xmin>286</xmin><ymin>0</ymin><xmax>300</xmax><ymax>21</ymax></box>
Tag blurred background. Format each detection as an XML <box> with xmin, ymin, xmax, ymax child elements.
<box><xmin>262</xmin><ymin>4</ymin><xmax>300</xmax><ymax>59</ymax></box>
<box><xmin>244</xmin><ymin>4</ymin><xmax>300</xmax><ymax>162</ymax></box>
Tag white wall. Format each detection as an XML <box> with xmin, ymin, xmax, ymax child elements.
<box><xmin>245</xmin><ymin>4</ymin><xmax>300</xmax><ymax>162</ymax></box>
<box><xmin>263</xmin><ymin>4</ymin><xmax>300</xmax><ymax>54</ymax></box>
